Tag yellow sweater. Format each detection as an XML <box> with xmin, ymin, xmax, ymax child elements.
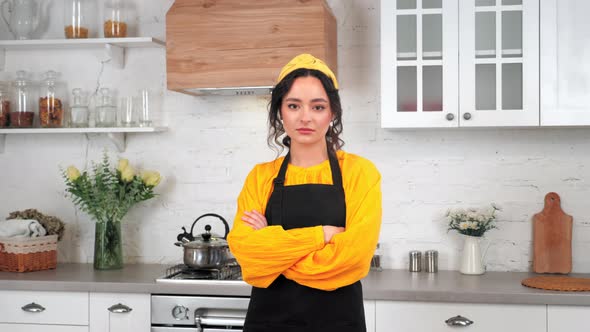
<box><xmin>227</xmin><ymin>150</ymin><xmax>382</xmax><ymax>291</ymax></box>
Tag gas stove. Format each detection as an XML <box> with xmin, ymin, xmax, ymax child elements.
<box><xmin>153</xmin><ymin>260</ymin><xmax>248</xmax><ymax>331</ymax></box>
<box><xmin>155</xmin><ymin>260</ymin><xmax>243</xmax><ymax>284</ymax></box>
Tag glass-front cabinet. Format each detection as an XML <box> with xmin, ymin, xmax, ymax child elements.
<box><xmin>381</xmin><ymin>0</ymin><xmax>539</xmax><ymax>128</ymax></box>
<box><xmin>381</xmin><ymin>0</ymin><xmax>459</xmax><ymax>128</ymax></box>
<box><xmin>459</xmin><ymin>0</ymin><xmax>538</xmax><ymax>127</ymax></box>
<box><xmin>540</xmin><ymin>0</ymin><xmax>590</xmax><ymax>126</ymax></box>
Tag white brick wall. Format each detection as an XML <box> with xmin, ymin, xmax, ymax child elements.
<box><xmin>1</xmin><ymin>0</ymin><xmax>589</xmax><ymax>272</ymax></box>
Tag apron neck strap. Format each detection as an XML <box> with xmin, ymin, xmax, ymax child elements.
<box><xmin>274</xmin><ymin>150</ymin><xmax>342</xmax><ymax>188</ymax></box>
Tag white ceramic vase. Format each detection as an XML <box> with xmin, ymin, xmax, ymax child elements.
<box><xmin>460</xmin><ymin>235</ymin><xmax>485</xmax><ymax>275</ymax></box>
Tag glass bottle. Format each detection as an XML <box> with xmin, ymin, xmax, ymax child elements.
<box><xmin>371</xmin><ymin>243</ymin><xmax>383</xmax><ymax>271</ymax></box>
<box><xmin>96</xmin><ymin>88</ymin><xmax>116</xmax><ymax>127</ymax></box>
<box><xmin>0</xmin><ymin>83</ymin><xmax>10</xmax><ymax>128</ymax></box>
<box><xmin>64</xmin><ymin>0</ymin><xmax>97</xmax><ymax>38</ymax></box>
<box><xmin>70</xmin><ymin>88</ymin><xmax>89</xmax><ymax>127</ymax></box>
<box><xmin>39</xmin><ymin>70</ymin><xmax>66</xmax><ymax>128</ymax></box>
<box><xmin>10</xmin><ymin>70</ymin><xmax>35</xmax><ymax>128</ymax></box>
<box><xmin>103</xmin><ymin>0</ymin><xmax>127</xmax><ymax>38</ymax></box>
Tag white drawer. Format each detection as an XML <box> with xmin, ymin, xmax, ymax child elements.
<box><xmin>0</xmin><ymin>290</ymin><xmax>88</xmax><ymax>325</ymax></box>
<box><xmin>0</xmin><ymin>323</ymin><xmax>89</xmax><ymax>332</ymax></box>
<box><xmin>376</xmin><ymin>301</ymin><xmax>546</xmax><ymax>332</ymax></box>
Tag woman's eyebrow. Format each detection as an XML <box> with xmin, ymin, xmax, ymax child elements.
<box><xmin>284</xmin><ymin>97</ymin><xmax>328</xmax><ymax>103</ymax></box>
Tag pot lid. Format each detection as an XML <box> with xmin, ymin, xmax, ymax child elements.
<box><xmin>182</xmin><ymin>236</ymin><xmax>228</xmax><ymax>249</ymax></box>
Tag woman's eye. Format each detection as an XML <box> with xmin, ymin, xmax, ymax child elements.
<box><xmin>287</xmin><ymin>104</ymin><xmax>299</xmax><ymax>109</ymax></box>
<box><xmin>313</xmin><ymin>105</ymin><xmax>326</xmax><ymax>111</ymax></box>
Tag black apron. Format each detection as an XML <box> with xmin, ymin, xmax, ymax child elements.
<box><xmin>244</xmin><ymin>151</ymin><xmax>366</xmax><ymax>332</ymax></box>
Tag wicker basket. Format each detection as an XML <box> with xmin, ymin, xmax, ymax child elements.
<box><xmin>0</xmin><ymin>235</ymin><xmax>58</xmax><ymax>272</ymax></box>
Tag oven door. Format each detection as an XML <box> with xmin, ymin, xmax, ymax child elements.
<box><xmin>151</xmin><ymin>295</ymin><xmax>248</xmax><ymax>331</ymax></box>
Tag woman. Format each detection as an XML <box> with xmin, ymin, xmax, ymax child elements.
<box><xmin>227</xmin><ymin>54</ymin><xmax>382</xmax><ymax>332</ymax></box>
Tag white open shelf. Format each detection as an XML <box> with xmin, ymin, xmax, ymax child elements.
<box><xmin>0</xmin><ymin>37</ymin><xmax>165</xmax><ymax>69</ymax></box>
<box><xmin>0</xmin><ymin>126</ymin><xmax>168</xmax><ymax>153</ymax></box>
<box><xmin>0</xmin><ymin>37</ymin><xmax>165</xmax><ymax>49</ymax></box>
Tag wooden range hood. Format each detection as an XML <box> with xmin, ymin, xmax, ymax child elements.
<box><xmin>166</xmin><ymin>0</ymin><xmax>337</xmax><ymax>96</ymax></box>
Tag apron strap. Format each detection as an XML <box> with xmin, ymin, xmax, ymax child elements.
<box><xmin>328</xmin><ymin>150</ymin><xmax>343</xmax><ymax>188</ymax></box>
<box><xmin>269</xmin><ymin>153</ymin><xmax>290</xmax><ymax>226</ymax></box>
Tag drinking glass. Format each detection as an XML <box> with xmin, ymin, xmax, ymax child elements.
<box><xmin>138</xmin><ymin>88</ymin><xmax>152</xmax><ymax>127</ymax></box>
<box><xmin>119</xmin><ymin>95</ymin><xmax>137</xmax><ymax>127</ymax></box>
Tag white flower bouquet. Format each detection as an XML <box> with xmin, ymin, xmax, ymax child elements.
<box><xmin>446</xmin><ymin>204</ymin><xmax>500</xmax><ymax>237</ymax></box>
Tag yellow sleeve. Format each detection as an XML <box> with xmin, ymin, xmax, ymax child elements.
<box><xmin>227</xmin><ymin>165</ymin><xmax>326</xmax><ymax>288</ymax></box>
<box><xmin>282</xmin><ymin>158</ymin><xmax>382</xmax><ymax>291</ymax></box>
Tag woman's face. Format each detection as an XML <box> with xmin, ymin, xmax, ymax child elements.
<box><xmin>280</xmin><ymin>76</ymin><xmax>333</xmax><ymax>150</ymax></box>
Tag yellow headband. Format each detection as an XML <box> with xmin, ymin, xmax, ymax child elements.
<box><xmin>276</xmin><ymin>53</ymin><xmax>339</xmax><ymax>89</ymax></box>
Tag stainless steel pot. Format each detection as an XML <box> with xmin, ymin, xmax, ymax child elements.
<box><xmin>175</xmin><ymin>213</ymin><xmax>231</xmax><ymax>269</ymax></box>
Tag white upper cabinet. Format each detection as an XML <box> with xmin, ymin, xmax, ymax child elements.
<box><xmin>381</xmin><ymin>0</ymin><xmax>459</xmax><ymax>128</ymax></box>
<box><xmin>381</xmin><ymin>0</ymin><xmax>539</xmax><ymax>128</ymax></box>
<box><xmin>540</xmin><ymin>0</ymin><xmax>590</xmax><ymax>126</ymax></box>
<box><xmin>459</xmin><ymin>0</ymin><xmax>538</xmax><ymax>127</ymax></box>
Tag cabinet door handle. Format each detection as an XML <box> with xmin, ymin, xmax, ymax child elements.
<box><xmin>108</xmin><ymin>303</ymin><xmax>133</xmax><ymax>314</ymax></box>
<box><xmin>445</xmin><ymin>315</ymin><xmax>474</xmax><ymax>326</ymax></box>
<box><xmin>463</xmin><ymin>112</ymin><xmax>472</xmax><ymax>120</ymax></box>
<box><xmin>21</xmin><ymin>302</ymin><xmax>46</xmax><ymax>313</ymax></box>
<box><xmin>446</xmin><ymin>113</ymin><xmax>455</xmax><ymax>121</ymax></box>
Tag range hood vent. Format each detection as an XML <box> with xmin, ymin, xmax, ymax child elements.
<box><xmin>166</xmin><ymin>0</ymin><xmax>337</xmax><ymax>96</ymax></box>
<box><xmin>181</xmin><ymin>86</ymin><xmax>274</xmax><ymax>97</ymax></box>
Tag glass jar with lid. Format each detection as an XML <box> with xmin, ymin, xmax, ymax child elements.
<box><xmin>70</xmin><ymin>88</ymin><xmax>89</xmax><ymax>127</ymax></box>
<box><xmin>0</xmin><ymin>83</ymin><xmax>10</xmax><ymax>128</ymax></box>
<box><xmin>103</xmin><ymin>0</ymin><xmax>128</xmax><ymax>38</ymax></box>
<box><xmin>64</xmin><ymin>0</ymin><xmax>97</xmax><ymax>38</ymax></box>
<box><xmin>10</xmin><ymin>70</ymin><xmax>35</xmax><ymax>128</ymax></box>
<box><xmin>96</xmin><ymin>87</ymin><xmax>116</xmax><ymax>127</ymax></box>
<box><xmin>39</xmin><ymin>70</ymin><xmax>66</xmax><ymax>128</ymax></box>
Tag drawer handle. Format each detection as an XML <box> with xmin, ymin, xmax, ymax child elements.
<box><xmin>445</xmin><ymin>315</ymin><xmax>474</xmax><ymax>327</ymax></box>
<box><xmin>21</xmin><ymin>302</ymin><xmax>46</xmax><ymax>313</ymax></box>
<box><xmin>108</xmin><ymin>303</ymin><xmax>133</xmax><ymax>314</ymax></box>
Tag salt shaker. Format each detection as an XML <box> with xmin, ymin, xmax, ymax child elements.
<box><xmin>424</xmin><ymin>250</ymin><xmax>438</xmax><ymax>273</ymax></box>
<box><xmin>409</xmin><ymin>250</ymin><xmax>421</xmax><ymax>272</ymax></box>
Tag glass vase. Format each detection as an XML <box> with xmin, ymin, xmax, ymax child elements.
<box><xmin>93</xmin><ymin>219</ymin><xmax>123</xmax><ymax>270</ymax></box>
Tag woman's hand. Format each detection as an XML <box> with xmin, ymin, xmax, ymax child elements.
<box><xmin>241</xmin><ymin>210</ymin><xmax>268</xmax><ymax>230</ymax></box>
<box><xmin>322</xmin><ymin>225</ymin><xmax>345</xmax><ymax>243</ymax></box>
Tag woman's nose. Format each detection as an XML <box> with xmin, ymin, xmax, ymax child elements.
<box><xmin>300</xmin><ymin>107</ymin><xmax>312</xmax><ymax>122</ymax></box>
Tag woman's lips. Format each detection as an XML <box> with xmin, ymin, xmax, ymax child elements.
<box><xmin>296</xmin><ymin>128</ymin><xmax>314</xmax><ymax>134</ymax></box>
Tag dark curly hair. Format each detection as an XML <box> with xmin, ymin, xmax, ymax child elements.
<box><xmin>267</xmin><ymin>68</ymin><xmax>344</xmax><ymax>156</ymax></box>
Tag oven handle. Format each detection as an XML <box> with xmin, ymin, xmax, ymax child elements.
<box><xmin>196</xmin><ymin>315</ymin><xmax>245</xmax><ymax>328</ymax></box>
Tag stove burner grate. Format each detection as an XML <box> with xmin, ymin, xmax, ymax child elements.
<box><xmin>163</xmin><ymin>260</ymin><xmax>242</xmax><ymax>280</ymax></box>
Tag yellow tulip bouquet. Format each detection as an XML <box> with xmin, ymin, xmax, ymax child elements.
<box><xmin>62</xmin><ymin>152</ymin><xmax>161</xmax><ymax>269</ymax></box>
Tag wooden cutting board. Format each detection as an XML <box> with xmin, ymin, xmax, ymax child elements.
<box><xmin>533</xmin><ymin>192</ymin><xmax>573</xmax><ymax>274</ymax></box>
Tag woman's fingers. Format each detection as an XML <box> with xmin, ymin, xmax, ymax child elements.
<box><xmin>241</xmin><ymin>210</ymin><xmax>268</xmax><ymax>230</ymax></box>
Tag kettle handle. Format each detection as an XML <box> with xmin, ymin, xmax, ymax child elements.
<box><xmin>189</xmin><ymin>213</ymin><xmax>230</xmax><ymax>239</ymax></box>
<box><xmin>1</xmin><ymin>0</ymin><xmax>14</xmax><ymax>38</ymax></box>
